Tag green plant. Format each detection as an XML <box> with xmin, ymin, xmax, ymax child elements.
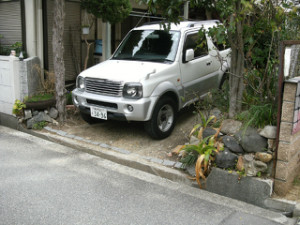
<box><xmin>66</xmin><ymin>91</ymin><xmax>73</xmax><ymax>105</ymax></box>
<box><xmin>236</xmin><ymin>103</ymin><xmax>276</xmax><ymax>128</ymax></box>
<box><xmin>32</xmin><ymin>121</ymin><xmax>48</xmax><ymax>130</ymax></box>
<box><xmin>293</xmin><ymin>177</ymin><xmax>300</xmax><ymax>186</ymax></box>
<box><xmin>12</xmin><ymin>99</ymin><xmax>26</xmax><ymax>116</ymax></box>
<box><xmin>180</xmin><ymin>113</ymin><xmax>224</xmax><ymax>189</ymax></box>
<box><xmin>189</xmin><ymin>111</ymin><xmax>216</xmax><ymax>139</ymax></box>
<box><xmin>25</xmin><ymin>93</ymin><xmax>54</xmax><ymax>103</ymax></box>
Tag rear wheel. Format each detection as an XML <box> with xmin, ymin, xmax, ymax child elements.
<box><xmin>144</xmin><ymin>97</ymin><xmax>177</xmax><ymax>139</ymax></box>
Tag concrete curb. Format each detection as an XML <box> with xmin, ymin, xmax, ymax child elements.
<box><xmin>21</xmin><ymin>125</ymin><xmax>192</xmax><ymax>187</ymax></box>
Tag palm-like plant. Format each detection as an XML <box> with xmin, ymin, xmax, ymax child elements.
<box><xmin>180</xmin><ymin>113</ymin><xmax>223</xmax><ymax>188</ymax></box>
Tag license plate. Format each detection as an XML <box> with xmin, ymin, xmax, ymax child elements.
<box><xmin>90</xmin><ymin>106</ymin><xmax>107</xmax><ymax>120</ymax></box>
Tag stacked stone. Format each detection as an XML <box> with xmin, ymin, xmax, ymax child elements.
<box><xmin>22</xmin><ymin>107</ymin><xmax>58</xmax><ymax>129</ymax></box>
<box><xmin>188</xmin><ymin>119</ymin><xmax>276</xmax><ymax>177</ymax></box>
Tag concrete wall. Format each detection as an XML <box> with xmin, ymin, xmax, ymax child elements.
<box><xmin>0</xmin><ymin>56</ymin><xmax>41</xmax><ymax>116</ymax></box>
<box><xmin>275</xmin><ymin>78</ymin><xmax>300</xmax><ymax>196</ymax></box>
<box><xmin>0</xmin><ymin>56</ymin><xmax>21</xmax><ymax>115</ymax></box>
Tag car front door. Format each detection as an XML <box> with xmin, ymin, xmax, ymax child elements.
<box><xmin>179</xmin><ymin>31</ymin><xmax>220</xmax><ymax>104</ymax></box>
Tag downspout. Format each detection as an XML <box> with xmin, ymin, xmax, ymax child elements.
<box><xmin>36</xmin><ymin>0</ymin><xmax>44</xmax><ymax>69</ymax></box>
<box><xmin>105</xmin><ymin>22</ymin><xmax>111</xmax><ymax>60</ymax></box>
<box><xmin>184</xmin><ymin>1</ymin><xmax>189</xmax><ymax>20</ymax></box>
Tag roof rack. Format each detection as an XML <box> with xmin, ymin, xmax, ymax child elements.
<box><xmin>187</xmin><ymin>20</ymin><xmax>220</xmax><ymax>27</ymax></box>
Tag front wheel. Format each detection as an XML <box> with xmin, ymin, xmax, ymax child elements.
<box><xmin>144</xmin><ymin>97</ymin><xmax>177</xmax><ymax>139</ymax></box>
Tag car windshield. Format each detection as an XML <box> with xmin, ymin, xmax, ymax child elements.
<box><xmin>112</xmin><ymin>30</ymin><xmax>180</xmax><ymax>63</ymax></box>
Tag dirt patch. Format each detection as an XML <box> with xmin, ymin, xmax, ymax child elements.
<box><xmin>53</xmin><ymin>105</ymin><xmax>199</xmax><ymax>160</ymax></box>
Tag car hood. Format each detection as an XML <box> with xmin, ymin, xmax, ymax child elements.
<box><xmin>79</xmin><ymin>60</ymin><xmax>171</xmax><ymax>82</ymax></box>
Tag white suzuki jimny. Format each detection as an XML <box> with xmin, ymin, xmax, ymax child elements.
<box><xmin>72</xmin><ymin>20</ymin><xmax>230</xmax><ymax>139</ymax></box>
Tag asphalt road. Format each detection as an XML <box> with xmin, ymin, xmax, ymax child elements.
<box><xmin>0</xmin><ymin>125</ymin><xmax>292</xmax><ymax>225</ymax></box>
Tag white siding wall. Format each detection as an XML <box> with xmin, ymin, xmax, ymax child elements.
<box><xmin>0</xmin><ymin>56</ymin><xmax>20</xmax><ymax>115</ymax></box>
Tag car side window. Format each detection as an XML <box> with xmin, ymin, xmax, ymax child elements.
<box><xmin>183</xmin><ymin>32</ymin><xmax>208</xmax><ymax>62</ymax></box>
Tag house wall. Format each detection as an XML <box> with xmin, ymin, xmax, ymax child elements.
<box><xmin>0</xmin><ymin>56</ymin><xmax>20</xmax><ymax>115</ymax></box>
<box><xmin>0</xmin><ymin>56</ymin><xmax>41</xmax><ymax>116</ymax></box>
<box><xmin>275</xmin><ymin>78</ymin><xmax>300</xmax><ymax>196</ymax></box>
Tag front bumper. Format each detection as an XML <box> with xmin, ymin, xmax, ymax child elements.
<box><xmin>72</xmin><ymin>88</ymin><xmax>157</xmax><ymax>121</ymax></box>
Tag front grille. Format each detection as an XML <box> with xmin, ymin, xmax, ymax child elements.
<box><xmin>86</xmin><ymin>99</ymin><xmax>118</xmax><ymax>109</ymax></box>
<box><xmin>85</xmin><ymin>78</ymin><xmax>123</xmax><ymax>97</ymax></box>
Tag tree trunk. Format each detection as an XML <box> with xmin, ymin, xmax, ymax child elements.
<box><xmin>228</xmin><ymin>1</ymin><xmax>245</xmax><ymax>118</ymax></box>
<box><xmin>52</xmin><ymin>0</ymin><xmax>66</xmax><ymax>123</ymax></box>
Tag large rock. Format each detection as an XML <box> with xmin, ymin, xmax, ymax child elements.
<box><xmin>221</xmin><ymin>119</ymin><xmax>242</xmax><ymax>135</ymax></box>
<box><xmin>235</xmin><ymin>127</ymin><xmax>268</xmax><ymax>153</ymax></box>
<box><xmin>222</xmin><ymin>135</ymin><xmax>244</xmax><ymax>154</ymax></box>
<box><xmin>206</xmin><ymin>168</ymin><xmax>273</xmax><ymax>208</ymax></box>
<box><xmin>259</xmin><ymin>125</ymin><xmax>277</xmax><ymax>139</ymax></box>
<box><xmin>215</xmin><ymin>148</ymin><xmax>238</xmax><ymax>169</ymax></box>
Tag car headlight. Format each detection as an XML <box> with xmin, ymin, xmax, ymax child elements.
<box><xmin>123</xmin><ymin>83</ymin><xmax>143</xmax><ymax>99</ymax></box>
<box><xmin>77</xmin><ymin>76</ymin><xmax>85</xmax><ymax>90</ymax></box>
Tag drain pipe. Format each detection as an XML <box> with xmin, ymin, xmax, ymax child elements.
<box><xmin>184</xmin><ymin>1</ymin><xmax>189</xmax><ymax>20</ymax></box>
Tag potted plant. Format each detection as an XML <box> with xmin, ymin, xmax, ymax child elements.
<box><xmin>24</xmin><ymin>65</ymin><xmax>56</xmax><ymax>110</ymax></box>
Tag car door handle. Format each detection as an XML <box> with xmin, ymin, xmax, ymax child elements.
<box><xmin>206</xmin><ymin>61</ymin><xmax>212</xmax><ymax>66</ymax></box>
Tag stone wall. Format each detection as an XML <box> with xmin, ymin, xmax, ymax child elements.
<box><xmin>275</xmin><ymin>78</ymin><xmax>300</xmax><ymax>195</ymax></box>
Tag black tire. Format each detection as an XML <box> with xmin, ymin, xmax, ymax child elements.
<box><xmin>80</xmin><ymin>112</ymin><xmax>103</xmax><ymax>124</ymax></box>
<box><xmin>144</xmin><ymin>97</ymin><xmax>177</xmax><ymax>139</ymax></box>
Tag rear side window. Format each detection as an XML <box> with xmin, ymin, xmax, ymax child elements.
<box><xmin>183</xmin><ymin>32</ymin><xmax>208</xmax><ymax>62</ymax></box>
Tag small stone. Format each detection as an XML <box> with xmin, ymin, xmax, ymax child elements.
<box><xmin>167</xmin><ymin>152</ymin><xmax>172</xmax><ymax>157</ymax></box>
<box><xmin>221</xmin><ymin>119</ymin><xmax>242</xmax><ymax>135</ymax></box>
<box><xmin>203</xmin><ymin>127</ymin><xmax>217</xmax><ymax>139</ymax></box>
<box><xmin>24</xmin><ymin>109</ymin><xmax>32</xmax><ymax>120</ymax></box>
<box><xmin>259</xmin><ymin>125</ymin><xmax>277</xmax><ymax>139</ymax></box>
<box><xmin>255</xmin><ymin>152</ymin><xmax>273</xmax><ymax>163</ymax></box>
<box><xmin>186</xmin><ymin>164</ymin><xmax>196</xmax><ymax>177</ymax></box>
<box><xmin>172</xmin><ymin>145</ymin><xmax>185</xmax><ymax>155</ymax></box>
<box><xmin>222</xmin><ymin>135</ymin><xmax>244</xmax><ymax>154</ymax></box>
<box><xmin>189</xmin><ymin>136</ymin><xmax>199</xmax><ymax>145</ymax></box>
<box><xmin>32</xmin><ymin>110</ymin><xmax>39</xmax><ymax>116</ymax></box>
<box><xmin>268</xmin><ymin>139</ymin><xmax>276</xmax><ymax>151</ymax></box>
<box><xmin>236</xmin><ymin>156</ymin><xmax>244</xmax><ymax>171</ymax></box>
<box><xmin>49</xmin><ymin>107</ymin><xmax>58</xmax><ymax>119</ymax></box>
<box><xmin>210</xmin><ymin>108</ymin><xmax>222</xmax><ymax>119</ymax></box>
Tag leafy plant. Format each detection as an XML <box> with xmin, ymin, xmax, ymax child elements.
<box><xmin>180</xmin><ymin>113</ymin><xmax>224</xmax><ymax>189</ymax></box>
<box><xmin>32</xmin><ymin>121</ymin><xmax>48</xmax><ymax>130</ymax></box>
<box><xmin>12</xmin><ymin>99</ymin><xmax>26</xmax><ymax>116</ymax></box>
<box><xmin>236</xmin><ymin>103</ymin><xmax>276</xmax><ymax>128</ymax></box>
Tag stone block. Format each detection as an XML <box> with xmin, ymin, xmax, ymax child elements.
<box><xmin>279</xmin><ymin>122</ymin><xmax>293</xmax><ymax>142</ymax></box>
<box><xmin>283</xmin><ymin>82</ymin><xmax>297</xmax><ymax>102</ymax></box>
<box><xmin>291</xmin><ymin>135</ymin><xmax>300</xmax><ymax>157</ymax></box>
<box><xmin>281</xmin><ymin>101</ymin><xmax>295</xmax><ymax>122</ymax></box>
<box><xmin>293</xmin><ymin>203</ymin><xmax>300</xmax><ymax>217</ymax></box>
<box><xmin>274</xmin><ymin>179</ymin><xmax>293</xmax><ymax>196</ymax></box>
<box><xmin>206</xmin><ymin>168</ymin><xmax>273</xmax><ymax>208</ymax></box>
<box><xmin>275</xmin><ymin>161</ymin><xmax>289</xmax><ymax>181</ymax></box>
<box><xmin>277</xmin><ymin>141</ymin><xmax>290</xmax><ymax>162</ymax></box>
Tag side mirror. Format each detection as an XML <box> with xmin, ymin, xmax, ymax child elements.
<box><xmin>185</xmin><ymin>49</ymin><xmax>194</xmax><ymax>62</ymax></box>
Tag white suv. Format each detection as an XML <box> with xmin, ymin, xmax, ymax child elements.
<box><xmin>72</xmin><ymin>20</ymin><xmax>230</xmax><ymax>139</ymax></box>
